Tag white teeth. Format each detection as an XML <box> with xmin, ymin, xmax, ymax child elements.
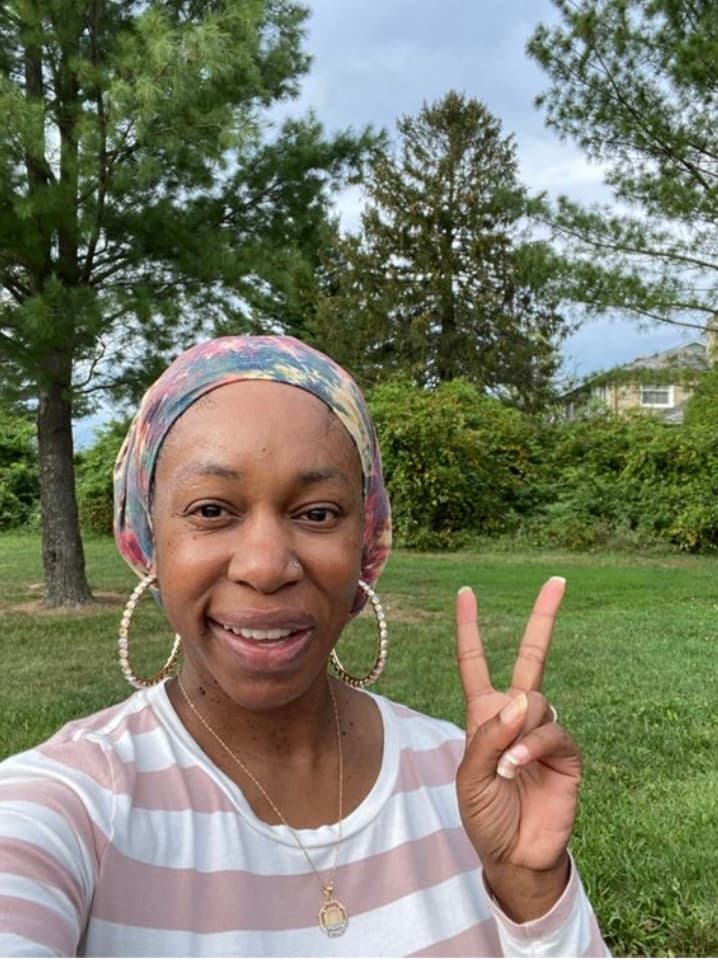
<box><xmin>222</xmin><ymin>625</ymin><xmax>294</xmax><ymax>641</ymax></box>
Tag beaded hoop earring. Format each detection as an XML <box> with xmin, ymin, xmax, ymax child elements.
<box><xmin>330</xmin><ymin>579</ymin><xmax>388</xmax><ymax>688</ymax></box>
<box><xmin>118</xmin><ymin>573</ymin><xmax>182</xmax><ymax>689</ymax></box>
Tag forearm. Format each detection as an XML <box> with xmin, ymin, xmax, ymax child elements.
<box><xmin>483</xmin><ymin>853</ymin><xmax>610</xmax><ymax>957</ymax></box>
<box><xmin>483</xmin><ymin>852</ymin><xmax>570</xmax><ymax>923</ymax></box>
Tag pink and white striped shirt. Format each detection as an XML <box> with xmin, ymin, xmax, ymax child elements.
<box><xmin>0</xmin><ymin>684</ymin><xmax>607</xmax><ymax>956</ymax></box>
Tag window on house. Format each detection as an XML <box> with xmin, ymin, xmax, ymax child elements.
<box><xmin>640</xmin><ymin>385</ymin><xmax>674</xmax><ymax>407</ymax></box>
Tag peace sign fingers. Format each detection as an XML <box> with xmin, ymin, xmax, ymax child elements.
<box><xmin>456</xmin><ymin>577</ymin><xmax>567</xmax><ymax>739</ymax></box>
<box><xmin>510</xmin><ymin>577</ymin><xmax>566</xmax><ymax>692</ymax></box>
<box><xmin>454</xmin><ymin>575</ymin><xmax>580</xmax><ymax>910</ymax></box>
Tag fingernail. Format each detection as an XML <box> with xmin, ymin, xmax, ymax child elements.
<box><xmin>458</xmin><ymin>585</ymin><xmax>473</xmax><ymax>595</ymax></box>
<box><xmin>497</xmin><ymin>745</ymin><xmax>530</xmax><ymax>779</ymax></box>
<box><xmin>550</xmin><ymin>576</ymin><xmax>566</xmax><ymax>585</ymax></box>
<box><xmin>499</xmin><ymin>692</ymin><xmax>528</xmax><ymax>726</ymax></box>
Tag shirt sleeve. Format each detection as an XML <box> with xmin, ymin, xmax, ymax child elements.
<box><xmin>0</xmin><ymin>741</ymin><xmax>113</xmax><ymax>956</ymax></box>
<box><xmin>486</xmin><ymin>855</ymin><xmax>610</xmax><ymax>957</ymax></box>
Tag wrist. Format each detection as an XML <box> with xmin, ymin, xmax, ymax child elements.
<box><xmin>483</xmin><ymin>853</ymin><xmax>571</xmax><ymax>923</ymax></box>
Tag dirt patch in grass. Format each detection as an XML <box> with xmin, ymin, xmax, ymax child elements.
<box><xmin>2</xmin><ymin>586</ymin><xmax>126</xmax><ymax>616</ymax></box>
<box><xmin>376</xmin><ymin>593</ymin><xmax>435</xmax><ymax>624</ymax></box>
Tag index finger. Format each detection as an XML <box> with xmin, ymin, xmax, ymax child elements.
<box><xmin>456</xmin><ymin>585</ymin><xmax>493</xmax><ymax>702</ymax></box>
<box><xmin>510</xmin><ymin>576</ymin><xmax>566</xmax><ymax>691</ymax></box>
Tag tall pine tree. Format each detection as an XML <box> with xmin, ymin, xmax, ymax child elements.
<box><xmin>528</xmin><ymin>0</ymin><xmax>718</xmax><ymax>330</ymax></box>
<box><xmin>315</xmin><ymin>91</ymin><xmax>567</xmax><ymax>406</ymax></box>
<box><xmin>0</xmin><ymin>1</ymin><xmax>373</xmax><ymax>604</ymax></box>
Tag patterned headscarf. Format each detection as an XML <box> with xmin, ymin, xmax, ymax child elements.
<box><xmin>113</xmin><ymin>335</ymin><xmax>392</xmax><ymax>612</ymax></box>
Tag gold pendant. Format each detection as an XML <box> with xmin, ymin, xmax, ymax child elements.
<box><xmin>318</xmin><ymin>885</ymin><xmax>348</xmax><ymax>937</ymax></box>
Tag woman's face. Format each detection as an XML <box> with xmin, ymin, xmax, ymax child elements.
<box><xmin>150</xmin><ymin>380</ymin><xmax>364</xmax><ymax>712</ymax></box>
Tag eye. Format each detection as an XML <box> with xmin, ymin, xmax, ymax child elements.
<box><xmin>299</xmin><ymin>506</ymin><xmax>338</xmax><ymax>524</ymax></box>
<box><xmin>196</xmin><ymin>503</ymin><xmax>224</xmax><ymax>519</ymax></box>
<box><xmin>185</xmin><ymin>501</ymin><xmax>231</xmax><ymax>523</ymax></box>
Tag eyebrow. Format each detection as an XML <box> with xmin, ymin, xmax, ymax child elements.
<box><xmin>171</xmin><ymin>461</ymin><xmax>355</xmax><ymax>488</ymax></box>
<box><xmin>297</xmin><ymin>467</ymin><xmax>355</xmax><ymax>489</ymax></box>
<box><xmin>173</xmin><ymin>462</ymin><xmax>241</xmax><ymax>481</ymax></box>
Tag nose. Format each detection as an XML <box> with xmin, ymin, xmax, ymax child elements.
<box><xmin>225</xmin><ymin>509</ymin><xmax>302</xmax><ymax>594</ymax></box>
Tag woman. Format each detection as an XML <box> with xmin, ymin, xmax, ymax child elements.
<box><xmin>0</xmin><ymin>335</ymin><xmax>607</xmax><ymax>956</ymax></box>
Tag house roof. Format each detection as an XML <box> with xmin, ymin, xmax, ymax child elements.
<box><xmin>624</xmin><ymin>340</ymin><xmax>706</xmax><ymax>371</ymax></box>
<box><xmin>565</xmin><ymin>340</ymin><xmax>708</xmax><ymax>398</ymax></box>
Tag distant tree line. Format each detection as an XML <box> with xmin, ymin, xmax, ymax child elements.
<box><xmin>311</xmin><ymin>91</ymin><xmax>570</xmax><ymax>410</ymax></box>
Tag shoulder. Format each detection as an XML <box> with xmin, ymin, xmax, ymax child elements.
<box><xmin>369</xmin><ymin>692</ymin><xmax>465</xmax><ymax>775</ymax></box>
<box><xmin>52</xmin><ymin>685</ymin><xmax>165</xmax><ymax>742</ymax></box>
<box><xmin>372</xmin><ymin>692</ymin><xmax>464</xmax><ymax>744</ymax></box>
<box><xmin>0</xmin><ymin>686</ymin><xmax>168</xmax><ymax>794</ymax></box>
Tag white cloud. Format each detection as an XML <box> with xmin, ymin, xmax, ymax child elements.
<box><xmin>332</xmin><ymin>184</ymin><xmax>367</xmax><ymax>233</ymax></box>
<box><xmin>519</xmin><ymin>142</ymin><xmax>612</xmax><ymax>201</ymax></box>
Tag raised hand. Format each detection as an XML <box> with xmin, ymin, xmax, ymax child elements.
<box><xmin>454</xmin><ymin>577</ymin><xmax>581</xmax><ymax>920</ymax></box>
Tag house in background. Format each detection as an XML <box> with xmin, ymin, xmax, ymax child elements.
<box><xmin>563</xmin><ymin>338</ymin><xmax>714</xmax><ymax>423</ymax></box>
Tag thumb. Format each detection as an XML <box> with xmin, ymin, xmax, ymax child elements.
<box><xmin>463</xmin><ymin>692</ymin><xmax>530</xmax><ymax>783</ymax></box>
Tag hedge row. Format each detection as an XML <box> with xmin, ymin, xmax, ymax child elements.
<box><xmin>369</xmin><ymin>378</ymin><xmax>718</xmax><ymax>552</ymax></box>
<box><xmin>5</xmin><ymin>377</ymin><xmax>718</xmax><ymax>553</ymax></box>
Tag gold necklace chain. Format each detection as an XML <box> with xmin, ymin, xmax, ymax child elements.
<box><xmin>176</xmin><ymin>675</ymin><xmax>348</xmax><ymax>938</ymax></box>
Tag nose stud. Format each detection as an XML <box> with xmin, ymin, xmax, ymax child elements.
<box><xmin>289</xmin><ymin>557</ymin><xmax>302</xmax><ymax>570</ymax></box>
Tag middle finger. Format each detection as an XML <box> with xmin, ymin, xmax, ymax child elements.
<box><xmin>510</xmin><ymin>576</ymin><xmax>566</xmax><ymax>691</ymax></box>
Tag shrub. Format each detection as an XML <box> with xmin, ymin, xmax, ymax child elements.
<box><xmin>75</xmin><ymin>419</ymin><xmax>131</xmax><ymax>535</ymax></box>
<box><xmin>0</xmin><ymin>410</ymin><xmax>39</xmax><ymax>530</ymax></box>
<box><xmin>683</xmin><ymin>366</ymin><xmax>718</xmax><ymax>427</ymax></box>
<box><xmin>369</xmin><ymin>379</ymin><xmax>544</xmax><ymax>547</ymax></box>
<box><xmin>523</xmin><ymin>409</ymin><xmax>718</xmax><ymax>553</ymax></box>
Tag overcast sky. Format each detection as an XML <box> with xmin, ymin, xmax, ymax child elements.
<box><xmin>286</xmin><ymin>0</ymin><xmax>694</xmax><ymax>379</ymax></box>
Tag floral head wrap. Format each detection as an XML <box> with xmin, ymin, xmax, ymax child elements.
<box><xmin>113</xmin><ymin>335</ymin><xmax>392</xmax><ymax>611</ymax></box>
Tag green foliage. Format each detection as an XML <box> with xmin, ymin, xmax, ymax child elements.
<box><xmin>682</xmin><ymin>364</ymin><xmax>718</xmax><ymax>426</ymax></box>
<box><xmin>528</xmin><ymin>410</ymin><xmax>718</xmax><ymax>552</ymax></box>
<box><xmin>1</xmin><ymin>0</ymin><xmax>362</xmax><ymax>403</ymax></box>
<box><xmin>75</xmin><ymin>419</ymin><xmax>130</xmax><ymax>536</ymax></box>
<box><xmin>367</xmin><ymin>377</ymin><xmax>718</xmax><ymax>553</ymax></box>
<box><xmin>528</xmin><ymin>1</ymin><xmax>718</xmax><ymax>328</ymax></box>
<box><xmin>315</xmin><ymin>91</ymin><xmax>569</xmax><ymax>406</ymax></box>
<box><xmin>369</xmin><ymin>379</ymin><xmax>544</xmax><ymax>547</ymax></box>
<box><xmin>529</xmin><ymin>411</ymin><xmax>662</xmax><ymax>549</ymax></box>
<box><xmin>0</xmin><ymin>410</ymin><xmax>39</xmax><ymax>530</ymax></box>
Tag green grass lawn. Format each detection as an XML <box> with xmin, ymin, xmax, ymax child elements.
<box><xmin>1</xmin><ymin>532</ymin><xmax>717</xmax><ymax>956</ymax></box>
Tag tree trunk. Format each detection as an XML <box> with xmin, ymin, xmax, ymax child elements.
<box><xmin>36</xmin><ymin>378</ymin><xmax>93</xmax><ymax>606</ymax></box>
